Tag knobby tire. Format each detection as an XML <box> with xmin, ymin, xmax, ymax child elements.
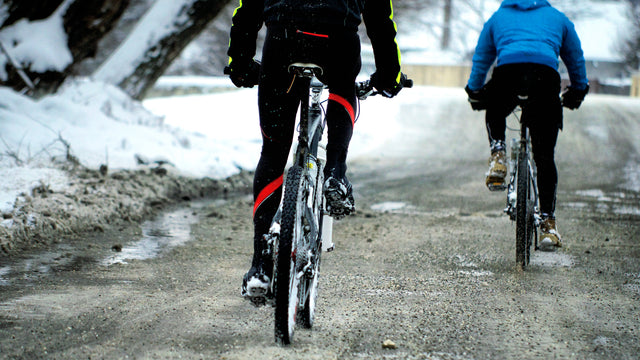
<box><xmin>274</xmin><ymin>165</ymin><xmax>306</xmax><ymax>345</ymax></box>
<box><xmin>515</xmin><ymin>141</ymin><xmax>530</xmax><ymax>268</ymax></box>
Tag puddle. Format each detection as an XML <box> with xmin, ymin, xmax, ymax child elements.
<box><xmin>371</xmin><ymin>201</ymin><xmax>409</xmax><ymax>212</ymax></box>
<box><xmin>0</xmin><ymin>202</ymin><xmax>211</xmax><ymax>285</ymax></box>
<box><xmin>457</xmin><ymin>269</ymin><xmax>493</xmax><ymax>277</ymax></box>
<box><xmin>624</xmin><ymin>272</ymin><xmax>640</xmax><ymax>295</ymax></box>
<box><xmin>623</xmin><ymin>155</ymin><xmax>640</xmax><ymax>192</ymax></box>
<box><xmin>0</xmin><ymin>243</ymin><xmax>86</xmax><ymax>285</ymax></box>
<box><xmin>102</xmin><ymin>205</ymin><xmax>203</xmax><ymax>265</ymax></box>
<box><xmin>452</xmin><ymin>254</ymin><xmax>494</xmax><ymax>277</ymax></box>
<box><xmin>564</xmin><ymin>188</ymin><xmax>640</xmax><ymax>216</ymax></box>
<box><xmin>0</xmin><ymin>266</ymin><xmax>10</xmax><ymax>285</ymax></box>
<box><xmin>530</xmin><ymin>251</ymin><xmax>575</xmax><ymax>268</ymax></box>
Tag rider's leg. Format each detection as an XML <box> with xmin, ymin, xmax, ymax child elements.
<box><xmin>484</xmin><ymin>101</ymin><xmax>513</xmax><ymax>190</ymax></box>
<box><xmin>529</xmin><ymin>125</ymin><xmax>559</xmax><ymax>217</ymax></box>
<box><xmin>530</xmin><ymin>112</ymin><xmax>562</xmax><ymax>251</ymax></box>
<box><xmin>529</xmin><ymin>113</ymin><xmax>562</xmax><ymax>250</ymax></box>
<box><xmin>322</xmin><ymin>29</ymin><xmax>361</xmax><ymax>218</ymax></box>
<box><xmin>525</xmin><ymin>72</ymin><xmax>563</xmax><ymax>250</ymax></box>
<box><xmin>243</xmin><ymin>26</ymin><xmax>301</xmax><ymax>302</ymax></box>
<box><xmin>483</xmin><ymin>66</ymin><xmax>519</xmax><ymax>191</ymax></box>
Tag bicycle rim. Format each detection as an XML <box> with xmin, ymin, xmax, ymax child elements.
<box><xmin>515</xmin><ymin>143</ymin><xmax>530</xmax><ymax>269</ymax></box>
<box><xmin>274</xmin><ymin>166</ymin><xmax>305</xmax><ymax>345</ymax></box>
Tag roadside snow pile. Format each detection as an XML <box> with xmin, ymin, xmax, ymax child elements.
<box><xmin>0</xmin><ymin>79</ymin><xmax>163</xmax><ymax>214</ymax></box>
<box><xmin>0</xmin><ymin>164</ymin><xmax>252</xmax><ymax>254</ymax></box>
<box><xmin>0</xmin><ymin>80</ymin><xmax>254</xmax><ymax>254</ymax></box>
<box><xmin>0</xmin><ymin>79</ymin><xmax>164</xmax><ymax>174</ymax></box>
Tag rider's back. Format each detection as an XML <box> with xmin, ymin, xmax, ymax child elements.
<box><xmin>263</xmin><ymin>0</ymin><xmax>363</xmax><ymax>30</ymax></box>
<box><xmin>469</xmin><ymin>0</ymin><xmax>588</xmax><ymax>91</ymax></box>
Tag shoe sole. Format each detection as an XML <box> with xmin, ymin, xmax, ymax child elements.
<box><xmin>325</xmin><ymin>189</ymin><xmax>355</xmax><ymax>219</ymax></box>
<box><xmin>486</xmin><ymin>173</ymin><xmax>507</xmax><ymax>191</ymax></box>
<box><xmin>244</xmin><ymin>287</ymin><xmax>269</xmax><ymax>307</ymax></box>
<box><xmin>487</xmin><ymin>182</ymin><xmax>507</xmax><ymax>192</ymax></box>
<box><xmin>539</xmin><ymin>238</ymin><xmax>561</xmax><ymax>252</ymax></box>
<box><xmin>243</xmin><ymin>277</ymin><xmax>270</xmax><ymax>307</ymax></box>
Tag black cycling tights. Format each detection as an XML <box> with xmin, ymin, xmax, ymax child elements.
<box><xmin>485</xmin><ymin>63</ymin><xmax>563</xmax><ymax>216</ymax></box>
<box><xmin>251</xmin><ymin>25</ymin><xmax>361</xmax><ymax>259</ymax></box>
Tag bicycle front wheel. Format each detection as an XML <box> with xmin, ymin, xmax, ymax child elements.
<box><xmin>515</xmin><ymin>143</ymin><xmax>534</xmax><ymax>268</ymax></box>
<box><xmin>274</xmin><ymin>165</ymin><xmax>305</xmax><ymax>345</ymax></box>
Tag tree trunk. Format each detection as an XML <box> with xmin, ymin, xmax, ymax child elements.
<box><xmin>64</xmin><ymin>0</ymin><xmax>130</xmax><ymax>66</ymax></box>
<box><xmin>441</xmin><ymin>0</ymin><xmax>452</xmax><ymax>50</ymax></box>
<box><xmin>0</xmin><ymin>0</ymin><xmax>129</xmax><ymax>95</ymax></box>
<box><xmin>0</xmin><ymin>0</ymin><xmax>64</xmax><ymax>29</ymax></box>
<box><xmin>93</xmin><ymin>0</ymin><xmax>232</xmax><ymax>100</ymax></box>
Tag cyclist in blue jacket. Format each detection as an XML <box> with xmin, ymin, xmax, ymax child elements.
<box><xmin>226</xmin><ymin>0</ymin><xmax>405</xmax><ymax>304</ymax></box>
<box><xmin>465</xmin><ymin>0</ymin><xmax>589</xmax><ymax>251</ymax></box>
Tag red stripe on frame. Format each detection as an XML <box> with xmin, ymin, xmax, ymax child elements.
<box><xmin>253</xmin><ymin>175</ymin><xmax>284</xmax><ymax>217</ymax></box>
<box><xmin>329</xmin><ymin>93</ymin><xmax>355</xmax><ymax>126</ymax></box>
<box><xmin>296</xmin><ymin>30</ymin><xmax>329</xmax><ymax>38</ymax></box>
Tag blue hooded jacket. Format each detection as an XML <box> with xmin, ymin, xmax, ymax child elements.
<box><xmin>467</xmin><ymin>0</ymin><xmax>588</xmax><ymax>91</ymax></box>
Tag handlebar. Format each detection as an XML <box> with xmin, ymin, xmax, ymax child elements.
<box><xmin>225</xmin><ymin>64</ymin><xmax>413</xmax><ymax>100</ymax></box>
<box><xmin>356</xmin><ymin>75</ymin><xmax>413</xmax><ymax>100</ymax></box>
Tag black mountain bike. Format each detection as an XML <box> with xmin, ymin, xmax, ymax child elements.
<box><xmin>502</xmin><ymin>97</ymin><xmax>540</xmax><ymax>269</ymax></box>
<box><xmin>261</xmin><ymin>63</ymin><xmax>412</xmax><ymax>344</ymax></box>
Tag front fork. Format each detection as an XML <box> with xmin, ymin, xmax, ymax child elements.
<box><xmin>504</xmin><ymin>138</ymin><xmax>519</xmax><ymax>220</ymax></box>
<box><xmin>503</xmin><ymin>137</ymin><xmax>542</xmax><ymax>248</ymax></box>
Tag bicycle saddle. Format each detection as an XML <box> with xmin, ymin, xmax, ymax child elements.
<box><xmin>288</xmin><ymin>63</ymin><xmax>323</xmax><ymax>78</ymax></box>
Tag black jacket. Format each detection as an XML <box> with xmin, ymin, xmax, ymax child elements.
<box><xmin>264</xmin><ymin>0</ymin><xmax>364</xmax><ymax>29</ymax></box>
<box><xmin>228</xmin><ymin>0</ymin><xmax>402</xmax><ymax>83</ymax></box>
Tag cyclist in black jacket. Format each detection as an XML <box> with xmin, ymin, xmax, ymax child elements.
<box><xmin>226</xmin><ymin>0</ymin><xmax>406</xmax><ymax>304</ymax></box>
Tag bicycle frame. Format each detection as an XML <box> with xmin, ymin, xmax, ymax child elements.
<box><xmin>504</xmin><ymin>116</ymin><xmax>540</xmax><ymax>220</ymax></box>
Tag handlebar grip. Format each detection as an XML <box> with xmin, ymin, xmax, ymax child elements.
<box><xmin>402</xmin><ymin>77</ymin><xmax>413</xmax><ymax>88</ymax></box>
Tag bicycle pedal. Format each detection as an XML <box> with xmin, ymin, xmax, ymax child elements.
<box><xmin>487</xmin><ymin>182</ymin><xmax>507</xmax><ymax>192</ymax></box>
<box><xmin>243</xmin><ymin>285</ymin><xmax>272</xmax><ymax>308</ymax></box>
<box><xmin>247</xmin><ymin>295</ymin><xmax>267</xmax><ymax>307</ymax></box>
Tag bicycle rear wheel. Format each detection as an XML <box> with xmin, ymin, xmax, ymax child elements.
<box><xmin>274</xmin><ymin>165</ymin><xmax>306</xmax><ymax>345</ymax></box>
<box><xmin>515</xmin><ymin>142</ymin><xmax>534</xmax><ymax>268</ymax></box>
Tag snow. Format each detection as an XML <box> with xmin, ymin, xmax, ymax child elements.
<box><xmin>0</xmin><ymin>0</ymin><xmax>74</xmax><ymax>81</ymax></box>
<box><xmin>0</xmin><ymin>76</ymin><xmax>403</xmax><ymax>214</ymax></box>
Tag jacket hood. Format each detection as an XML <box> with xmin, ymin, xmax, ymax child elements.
<box><xmin>501</xmin><ymin>0</ymin><xmax>550</xmax><ymax>10</ymax></box>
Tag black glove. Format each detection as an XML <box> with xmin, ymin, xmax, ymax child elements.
<box><xmin>225</xmin><ymin>59</ymin><xmax>260</xmax><ymax>88</ymax></box>
<box><xmin>561</xmin><ymin>85</ymin><xmax>589</xmax><ymax>110</ymax></box>
<box><xmin>464</xmin><ymin>85</ymin><xmax>488</xmax><ymax>111</ymax></box>
<box><xmin>371</xmin><ymin>72</ymin><xmax>407</xmax><ymax>98</ymax></box>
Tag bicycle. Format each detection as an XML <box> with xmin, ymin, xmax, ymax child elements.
<box><xmin>260</xmin><ymin>63</ymin><xmax>327</xmax><ymax>345</ymax></box>
<box><xmin>254</xmin><ymin>63</ymin><xmax>412</xmax><ymax>345</ymax></box>
<box><xmin>502</xmin><ymin>96</ymin><xmax>540</xmax><ymax>269</ymax></box>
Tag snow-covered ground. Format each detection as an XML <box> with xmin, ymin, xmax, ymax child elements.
<box><xmin>0</xmin><ymin>76</ymin><xmax>404</xmax><ymax>213</ymax></box>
